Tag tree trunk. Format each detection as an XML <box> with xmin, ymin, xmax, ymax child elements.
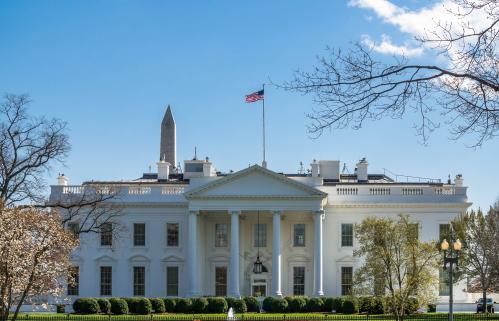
<box><xmin>482</xmin><ymin>291</ymin><xmax>487</xmax><ymax>313</ymax></box>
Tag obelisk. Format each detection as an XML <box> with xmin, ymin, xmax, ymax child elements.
<box><xmin>160</xmin><ymin>105</ymin><xmax>176</xmax><ymax>169</ymax></box>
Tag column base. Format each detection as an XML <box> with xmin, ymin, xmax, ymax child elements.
<box><xmin>315</xmin><ymin>290</ymin><xmax>324</xmax><ymax>296</ymax></box>
<box><xmin>273</xmin><ymin>291</ymin><xmax>283</xmax><ymax>297</ymax></box>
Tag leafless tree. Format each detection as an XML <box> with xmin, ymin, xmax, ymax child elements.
<box><xmin>281</xmin><ymin>0</ymin><xmax>498</xmax><ymax>146</ymax></box>
<box><xmin>0</xmin><ymin>94</ymin><xmax>122</xmax><ymax>235</ymax></box>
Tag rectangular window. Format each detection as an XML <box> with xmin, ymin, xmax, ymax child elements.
<box><xmin>67</xmin><ymin>266</ymin><xmax>79</xmax><ymax>296</ymax></box>
<box><xmin>341</xmin><ymin>266</ymin><xmax>353</xmax><ymax>296</ymax></box>
<box><xmin>133</xmin><ymin>266</ymin><xmax>145</xmax><ymax>296</ymax></box>
<box><xmin>293</xmin><ymin>266</ymin><xmax>305</xmax><ymax>295</ymax></box>
<box><xmin>215</xmin><ymin>223</ymin><xmax>228</xmax><ymax>247</ymax></box>
<box><xmin>100</xmin><ymin>266</ymin><xmax>112</xmax><ymax>296</ymax></box>
<box><xmin>215</xmin><ymin>266</ymin><xmax>227</xmax><ymax>296</ymax></box>
<box><xmin>67</xmin><ymin>222</ymin><xmax>79</xmax><ymax>238</ymax></box>
<box><xmin>341</xmin><ymin>224</ymin><xmax>353</xmax><ymax>247</ymax></box>
<box><xmin>439</xmin><ymin>268</ymin><xmax>450</xmax><ymax>296</ymax></box>
<box><xmin>134</xmin><ymin>223</ymin><xmax>146</xmax><ymax>246</ymax></box>
<box><xmin>439</xmin><ymin>224</ymin><xmax>450</xmax><ymax>241</ymax></box>
<box><xmin>167</xmin><ymin>223</ymin><xmax>179</xmax><ymax>247</ymax></box>
<box><xmin>166</xmin><ymin>266</ymin><xmax>179</xmax><ymax>296</ymax></box>
<box><xmin>254</xmin><ymin>224</ymin><xmax>267</xmax><ymax>247</ymax></box>
<box><xmin>100</xmin><ymin>223</ymin><xmax>112</xmax><ymax>246</ymax></box>
<box><xmin>293</xmin><ymin>224</ymin><xmax>306</xmax><ymax>247</ymax></box>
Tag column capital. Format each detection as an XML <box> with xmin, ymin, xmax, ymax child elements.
<box><xmin>272</xmin><ymin>210</ymin><xmax>282</xmax><ymax>215</ymax></box>
<box><xmin>313</xmin><ymin>210</ymin><xmax>325</xmax><ymax>220</ymax></box>
<box><xmin>189</xmin><ymin>210</ymin><xmax>199</xmax><ymax>216</ymax></box>
<box><xmin>228</xmin><ymin>210</ymin><xmax>241</xmax><ymax>215</ymax></box>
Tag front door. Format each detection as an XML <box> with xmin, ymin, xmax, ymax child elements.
<box><xmin>251</xmin><ymin>278</ymin><xmax>267</xmax><ymax>297</ymax></box>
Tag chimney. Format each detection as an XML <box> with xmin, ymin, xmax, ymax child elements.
<box><xmin>319</xmin><ymin>160</ymin><xmax>340</xmax><ymax>180</ymax></box>
<box><xmin>57</xmin><ymin>174</ymin><xmax>69</xmax><ymax>186</ymax></box>
<box><xmin>157</xmin><ymin>160</ymin><xmax>171</xmax><ymax>181</ymax></box>
<box><xmin>311</xmin><ymin>160</ymin><xmax>319</xmax><ymax>177</ymax></box>
<box><xmin>356</xmin><ymin>158</ymin><xmax>368</xmax><ymax>182</ymax></box>
<box><xmin>454</xmin><ymin>174</ymin><xmax>464</xmax><ymax>187</ymax></box>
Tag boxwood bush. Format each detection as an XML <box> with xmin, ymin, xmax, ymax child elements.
<box><xmin>271</xmin><ymin>297</ymin><xmax>288</xmax><ymax>313</ymax></box>
<box><xmin>121</xmin><ymin>297</ymin><xmax>140</xmax><ymax>314</ymax></box>
<box><xmin>262</xmin><ymin>297</ymin><xmax>274</xmax><ymax>312</ymax></box>
<box><xmin>231</xmin><ymin>299</ymin><xmax>247</xmax><ymax>313</ymax></box>
<box><xmin>404</xmin><ymin>297</ymin><xmax>420</xmax><ymax>315</ymax></box>
<box><xmin>109</xmin><ymin>298</ymin><xmax>128</xmax><ymax>315</ymax></box>
<box><xmin>287</xmin><ymin>297</ymin><xmax>307</xmax><ymax>313</ymax></box>
<box><xmin>96</xmin><ymin>298</ymin><xmax>111</xmax><ymax>314</ymax></box>
<box><xmin>243</xmin><ymin>296</ymin><xmax>259</xmax><ymax>312</ymax></box>
<box><xmin>163</xmin><ymin>298</ymin><xmax>177</xmax><ymax>313</ymax></box>
<box><xmin>307</xmin><ymin>297</ymin><xmax>325</xmax><ymax>312</ymax></box>
<box><xmin>149</xmin><ymin>298</ymin><xmax>165</xmax><ymax>313</ymax></box>
<box><xmin>332</xmin><ymin>297</ymin><xmax>345</xmax><ymax>313</ymax></box>
<box><xmin>342</xmin><ymin>296</ymin><xmax>359</xmax><ymax>314</ymax></box>
<box><xmin>323</xmin><ymin>297</ymin><xmax>334</xmax><ymax>312</ymax></box>
<box><xmin>135</xmin><ymin>298</ymin><xmax>152</xmax><ymax>315</ymax></box>
<box><xmin>191</xmin><ymin>297</ymin><xmax>209</xmax><ymax>313</ymax></box>
<box><xmin>206</xmin><ymin>297</ymin><xmax>228</xmax><ymax>313</ymax></box>
<box><xmin>175</xmin><ymin>298</ymin><xmax>192</xmax><ymax>313</ymax></box>
<box><xmin>73</xmin><ymin>298</ymin><xmax>100</xmax><ymax>314</ymax></box>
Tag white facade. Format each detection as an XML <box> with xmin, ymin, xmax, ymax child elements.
<box><xmin>48</xmin><ymin>108</ymin><xmax>478</xmax><ymax>304</ymax></box>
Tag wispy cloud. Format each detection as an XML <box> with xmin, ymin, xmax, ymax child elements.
<box><xmin>361</xmin><ymin>34</ymin><xmax>424</xmax><ymax>57</ymax></box>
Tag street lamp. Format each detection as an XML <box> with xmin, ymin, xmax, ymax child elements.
<box><xmin>441</xmin><ymin>236</ymin><xmax>461</xmax><ymax>321</ymax></box>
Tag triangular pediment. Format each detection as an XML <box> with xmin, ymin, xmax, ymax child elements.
<box><xmin>185</xmin><ymin>165</ymin><xmax>326</xmax><ymax>199</ymax></box>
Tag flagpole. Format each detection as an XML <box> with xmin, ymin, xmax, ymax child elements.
<box><xmin>262</xmin><ymin>84</ymin><xmax>267</xmax><ymax>168</ymax></box>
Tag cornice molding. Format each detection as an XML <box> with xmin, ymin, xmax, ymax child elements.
<box><xmin>188</xmin><ymin>195</ymin><xmax>325</xmax><ymax>201</ymax></box>
<box><xmin>326</xmin><ymin>202</ymin><xmax>472</xmax><ymax>209</ymax></box>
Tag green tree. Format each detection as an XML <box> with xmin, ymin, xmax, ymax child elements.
<box><xmin>354</xmin><ymin>215</ymin><xmax>439</xmax><ymax>320</ymax></box>
<box><xmin>453</xmin><ymin>205</ymin><xmax>499</xmax><ymax>312</ymax></box>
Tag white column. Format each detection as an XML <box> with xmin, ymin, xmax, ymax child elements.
<box><xmin>229</xmin><ymin>210</ymin><xmax>241</xmax><ymax>297</ymax></box>
<box><xmin>272</xmin><ymin>210</ymin><xmax>282</xmax><ymax>296</ymax></box>
<box><xmin>314</xmin><ymin>210</ymin><xmax>324</xmax><ymax>296</ymax></box>
<box><xmin>188</xmin><ymin>210</ymin><xmax>200</xmax><ymax>297</ymax></box>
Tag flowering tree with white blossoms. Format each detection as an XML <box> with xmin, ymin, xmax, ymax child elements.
<box><xmin>0</xmin><ymin>204</ymin><xmax>77</xmax><ymax>321</ymax></box>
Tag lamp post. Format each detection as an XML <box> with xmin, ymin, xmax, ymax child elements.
<box><xmin>440</xmin><ymin>235</ymin><xmax>462</xmax><ymax>321</ymax></box>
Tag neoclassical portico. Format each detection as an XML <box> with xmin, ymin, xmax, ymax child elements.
<box><xmin>184</xmin><ymin>165</ymin><xmax>327</xmax><ymax>297</ymax></box>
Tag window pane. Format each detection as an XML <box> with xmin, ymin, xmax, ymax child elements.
<box><xmin>100</xmin><ymin>266</ymin><xmax>112</xmax><ymax>296</ymax></box>
<box><xmin>166</xmin><ymin>266</ymin><xmax>179</xmax><ymax>296</ymax></box>
<box><xmin>134</xmin><ymin>223</ymin><xmax>146</xmax><ymax>246</ymax></box>
<box><xmin>439</xmin><ymin>268</ymin><xmax>450</xmax><ymax>295</ymax></box>
<box><xmin>293</xmin><ymin>266</ymin><xmax>305</xmax><ymax>295</ymax></box>
<box><xmin>341</xmin><ymin>266</ymin><xmax>353</xmax><ymax>296</ymax></box>
<box><xmin>133</xmin><ymin>266</ymin><xmax>145</xmax><ymax>296</ymax></box>
<box><xmin>100</xmin><ymin>223</ymin><xmax>112</xmax><ymax>246</ymax></box>
<box><xmin>167</xmin><ymin>223</ymin><xmax>179</xmax><ymax>247</ymax></box>
<box><xmin>293</xmin><ymin>224</ymin><xmax>305</xmax><ymax>247</ymax></box>
<box><xmin>341</xmin><ymin>224</ymin><xmax>353</xmax><ymax>247</ymax></box>
<box><xmin>215</xmin><ymin>224</ymin><xmax>228</xmax><ymax>247</ymax></box>
<box><xmin>67</xmin><ymin>266</ymin><xmax>79</xmax><ymax>296</ymax></box>
<box><xmin>254</xmin><ymin>224</ymin><xmax>266</xmax><ymax>247</ymax></box>
<box><xmin>215</xmin><ymin>266</ymin><xmax>227</xmax><ymax>296</ymax></box>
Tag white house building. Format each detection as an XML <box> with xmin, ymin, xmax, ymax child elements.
<box><xmin>49</xmin><ymin>106</ymin><xmax>475</xmax><ymax>304</ymax></box>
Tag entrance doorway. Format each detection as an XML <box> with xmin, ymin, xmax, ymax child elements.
<box><xmin>251</xmin><ymin>277</ymin><xmax>267</xmax><ymax>297</ymax></box>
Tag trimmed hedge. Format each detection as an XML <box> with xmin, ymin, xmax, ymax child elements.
<box><xmin>404</xmin><ymin>297</ymin><xmax>420</xmax><ymax>315</ymax></box>
<box><xmin>342</xmin><ymin>296</ymin><xmax>359</xmax><ymax>314</ymax></box>
<box><xmin>135</xmin><ymin>298</ymin><xmax>152</xmax><ymax>315</ymax></box>
<box><xmin>191</xmin><ymin>298</ymin><xmax>209</xmax><ymax>313</ymax></box>
<box><xmin>163</xmin><ymin>298</ymin><xmax>177</xmax><ymax>313</ymax></box>
<box><xmin>109</xmin><ymin>298</ymin><xmax>128</xmax><ymax>315</ymax></box>
<box><xmin>287</xmin><ymin>297</ymin><xmax>307</xmax><ymax>313</ymax></box>
<box><xmin>271</xmin><ymin>298</ymin><xmax>288</xmax><ymax>313</ymax></box>
<box><xmin>206</xmin><ymin>297</ymin><xmax>228</xmax><ymax>313</ymax></box>
<box><xmin>262</xmin><ymin>297</ymin><xmax>274</xmax><ymax>312</ymax></box>
<box><xmin>307</xmin><ymin>297</ymin><xmax>325</xmax><ymax>312</ymax></box>
<box><xmin>121</xmin><ymin>297</ymin><xmax>139</xmax><ymax>314</ymax></box>
<box><xmin>150</xmin><ymin>298</ymin><xmax>165</xmax><ymax>313</ymax></box>
<box><xmin>175</xmin><ymin>298</ymin><xmax>192</xmax><ymax>313</ymax></box>
<box><xmin>232</xmin><ymin>299</ymin><xmax>247</xmax><ymax>313</ymax></box>
<box><xmin>96</xmin><ymin>298</ymin><xmax>111</xmax><ymax>314</ymax></box>
<box><xmin>73</xmin><ymin>298</ymin><xmax>100</xmax><ymax>314</ymax></box>
<box><xmin>323</xmin><ymin>297</ymin><xmax>334</xmax><ymax>312</ymax></box>
<box><xmin>243</xmin><ymin>296</ymin><xmax>259</xmax><ymax>312</ymax></box>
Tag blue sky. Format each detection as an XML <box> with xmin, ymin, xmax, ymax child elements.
<box><xmin>0</xmin><ymin>0</ymin><xmax>497</xmax><ymax>210</ymax></box>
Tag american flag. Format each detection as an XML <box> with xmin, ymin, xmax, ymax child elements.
<box><xmin>245</xmin><ymin>89</ymin><xmax>264</xmax><ymax>103</ymax></box>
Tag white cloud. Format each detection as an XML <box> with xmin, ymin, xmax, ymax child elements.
<box><xmin>361</xmin><ymin>34</ymin><xmax>424</xmax><ymax>57</ymax></box>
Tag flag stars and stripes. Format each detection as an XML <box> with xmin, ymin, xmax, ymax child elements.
<box><xmin>245</xmin><ymin>90</ymin><xmax>264</xmax><ymax>103</ymax></box>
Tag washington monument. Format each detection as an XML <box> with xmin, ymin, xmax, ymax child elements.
<box><xmin>160</xmin><ymin>105</ymin><xmax>176</xmax><ymax>168</ymax></box>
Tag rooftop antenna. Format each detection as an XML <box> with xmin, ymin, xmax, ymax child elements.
<box><xmin>298</xmin><ymin>161</ymin><xmax>304</xmax><ymax>174</ymax></box>
<box><xmin>193</xmin><ymin>147</ymin><xmax>197</xmax><ymax>160</ymax></box>
<box><xmin>148</xmin><ymin>165</ymin><xmax>152</xmax><ymax>173</ymax></box>
<box><xmin>342</xmin><ymin>162</ymin><xmax>350</xmax><ymax>174</ymax></box>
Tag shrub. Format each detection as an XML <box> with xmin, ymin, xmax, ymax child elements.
<box><xmin>307</xmin><ymin>297</ymin><xmax>325</xmax><ymax>312</ymax></box>
<box><xmin>287</xmin><ymin>297</ymin><xmax>307</xmax><ymax>313</ymax></box>
<box><xmin>225</xmin><ymin>297</ymin><xmax>236</xmax><ymax>308</ymax></box>
<box><xmin>109</xmin><ymin>298</ymin><xmax>128</xmax><ymax>315</ymax></box>
<box><xmin>271</xmin><ymin>297</ymin><xmax>288</xmax><ymax>313</ymax></box>
<box><xmin>149</xmin><ymin>298</ymin><xmax>165</xmax><ymax>313</ymax></box>
<box><xmin>371</xmin><ymin>297</ymin><xmax>385</xmax><ymax>314</ymax></box>
<box><xmin>207</xmin><ymin>297</ymin><xmax>228</xmax><ymax>313</ymax></box>
<box><xmin>175</xmin><ymin>298</ymin><xmax>192</xmax><ymax>313</ymax></box>
<box><xmin>96</xmin><ymin>298</ymin><xmax>111</xmax><ymax>314</ymax></box>
<box><xmin>404</xmin><ymin>297</ymin><xmax>420</xmax><ymax>315</ymax></box>
<box><xmin>122</xmin><ymin>297</ymin><xmax>140</xmax><ymax>314</ymax></box>
<box><xmin>243</xmin><ymin>296</ymin><xmax>260</xmax><ymax>312</ymax></box>
<box><xmin>332</xmin><ymin>297</ymin><xmax>345</xmax><ymax>313</ymax></box>
<box><xmin>163</xmin><ymin>298</ymin><xmax>177</xmax><ymax>313</ymax></box>
<box><xmin>323</xmin><ymin>297</ymin><xmax>334</xmax><ymax>312</ymax></box>
<box><xmin>262</xmin><ymin>297</ymin><xmax>274</xmax><ymax>312</ymax></box>
<box><xmin>73</xmin><ymin>298</ymin><xmax>100</xmax><ymax>314</ymax></box>
<box><xmin>135</xmin><ymin>298</ymin><xmax>152</xmax><ymax>315</ymax></box>
<box><xmin>191</xmin><ymin>297</ymin><xmax>208</xmax><ymax>313</ymax></box>
<box><xmin>342</xmin><ymin>296</ymin><xmax>359</xmax><ymax>314</ymax></box>
<box><xmin>359</xmin><ymin>296</ymin><xmax>374</xmax><ymax>314</ymax></box>
<box><xmin>56</xmin><ymin>304</ymin><xmax>65</xmax><ymax>314</ymax></box>
<box><xmin>232</xmin><ymin>299</ymin><xmax>247</xmax><ymax>313</ymax></box>
<box><xmin>427</xmin><ymin>303</ymin><xmax>437</xmax><ymax>313</ymax></box>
